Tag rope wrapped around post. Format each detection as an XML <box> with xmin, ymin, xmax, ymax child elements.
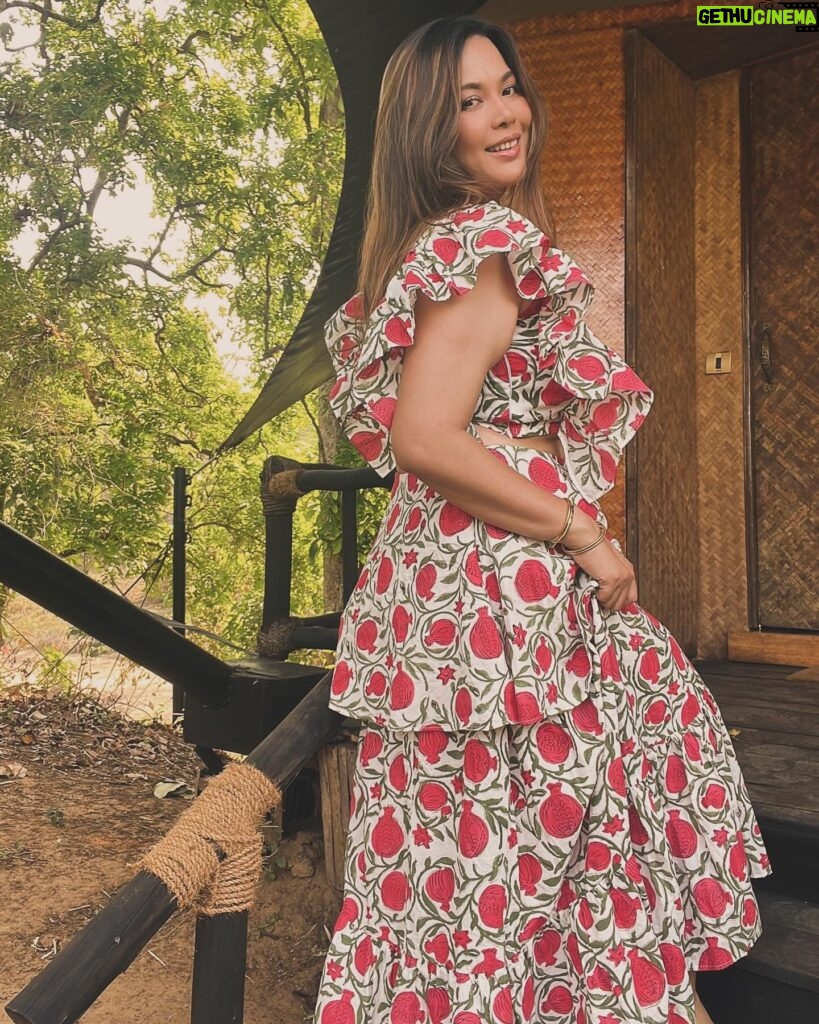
<box><xmin>138</xmin><ymin>762</ymin><xmax>282</xmax><ymax>915</ymax></box>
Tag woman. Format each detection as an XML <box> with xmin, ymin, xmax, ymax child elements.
<box><xmin>314</xmin><ymin>16</ymin><xmax>769</xmax><ymax>1024</ymax></box>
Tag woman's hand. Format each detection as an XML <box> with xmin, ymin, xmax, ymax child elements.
<box><xmin>561</xmin><ymin>509</ymin><xmax>638</xmax><ymax>612</ymax></box>
<box><xmin>571</xmin><ymin>538</ymin><xmax>638</xmax><ymax>612</ymax></box>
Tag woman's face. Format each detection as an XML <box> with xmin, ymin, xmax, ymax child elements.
<box><xmin>455</xmin><ymin>35</ymin><xmax>532</xmax><ymax>198</ymax></box>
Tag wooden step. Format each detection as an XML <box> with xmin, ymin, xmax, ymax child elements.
<box><xmin>697</xmin><ymin>890</ymin><xmax>819</xmax><ymax>1024</ymax></box>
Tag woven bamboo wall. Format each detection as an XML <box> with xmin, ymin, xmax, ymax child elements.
<box><xmin>694</xmin><ymin>73</ymin><xmax>748</xmax><ymax>658</ymax></box>
<box><xmin>504</xmin><ymin>2</ymin><xmax>703</xmax><ymax>648</ymax></box>
<box><xmin>630</xmin><ymin>35</ymin><xmax>699</xmax><ymax>652</ymax></box>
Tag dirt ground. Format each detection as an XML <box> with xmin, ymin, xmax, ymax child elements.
<box><xmin>0</xmin><ymin>683</ymin><xmax>343</xmax><ymax>1024</ymax></box>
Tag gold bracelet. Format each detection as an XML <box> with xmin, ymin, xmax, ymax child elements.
<box><xmin>562</xmin><ymin>522</ymin><xmax>607</xmax><ymax>555</ymax></box>
<box><xmin>549</xmin><ymin>500</ymin><xmax>574</xmax><ymax>546</ymax></box>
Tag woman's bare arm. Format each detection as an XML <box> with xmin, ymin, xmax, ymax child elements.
<box><xmin>391</xmin><ymin>252</ymin><xmax>599</xmax><ymax>547</ymax></box>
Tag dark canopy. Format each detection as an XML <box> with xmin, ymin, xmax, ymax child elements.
<box><xmin>219</xmin><ymin>0</ymin><xmax>482</xmax><ymax>450</ymax></box>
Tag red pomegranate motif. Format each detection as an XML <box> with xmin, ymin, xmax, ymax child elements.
<box><xmin>609</xmin><ymin>888</ymin><xmax>638</xmax><ymax>929</ymax></box>
<box><xmin>541</xmin><ymin>985</ymin><xmax>573</xmax><ymax>1013</ymax></box>
<box><xmin>469</xmin><ymin>607</ymin><xmax>503</xmax><ymax>660</ymax></box>
<box><xmin>381</xmin><ymin>870</ymin><xmax>410</xmax><ymax>911</ymax></box>
<box><xmin>354</xmin><ymin>935</ymin><xmax>377</xmax><ymax>976</ymax></box>
<box><xmin>600</xmin><ymin>642</ymin><xmax>622</xmax><ymax>682</ymax></box>
<box><xmin>701</xmin><ymin>782</ymin><xmax>726</xmax><ymax>809</ymax></box>
<box><xmin>371</xmin><ymin>807</ymin><xmax>404</xmax><ymax>858</ymax></box>
<box><xmin>538</xmin><ymin>782</ymin><xmax>584</xmax><ymax>839</ymax></box>
<box><xmin>425</xmin><ymin>866</ymin><xmax>455</xmax><ymax>911</ymax></box>
<box><xmin>415</xmin><ymin>564</ymin><xmax>437</xmax><ymax>600</ymax></box>
<box><xmin>354</xmin><ymin>619</ymin><xmax>379</xmax><ymax>655</ymax></box>
<box><xmin>664</xmin><ymin>754</ymin><xmax>688</xmax><ymax>795</ymax></box>
<box><xmin>566</xmin><ymin>644</ymin><xmax>591</xmax><ymax>678</ymax></box>
<box><xmin>453</xmin><ymin>1014</ymin><xmax>483</xmax><ymax>1024</ymax></box>
<box><xmin>476</xmin><ymin>227</ymin><xmax>512</xmax><ymax>250</ymax></box>
<box><xmin>628</xmin><ymin>804</ymin><xmax>649</xmax><ymax>846</ymax></box>
<box><xmin>566</xmin><ymin>932</ymin><xmax>582</xmax><ymax>973</ymax></box>
<box><xmin>388</xmin><ymin>754</ymin><xmax>408</xmax><ymax>792</ymax></box>
<box><xmin>669</xmin><ymin>635</ymin><xmax>687</xmax><ymax>670</ymax></box>
<box><xmin>518</xmin><ymin>915</ymin><xmax>546</xmax><ymax>942</ymax></box>
<box><xmin>492</xmin><ymin>986</ymin><xmax>513</xmax><ymax>1024</ymax></box>
<box><xmin>365</xmin><ymin>670</ymin><xmax>387</xmax><ymax>698</ymax></box>
<box><xmin>321</xmin><ymin>990</ymin><xmax>355</xmax><ymax>1024</ymax></box>
<box><xmin>419</xmin><ymin>782</ymin><xmax>449</xmax><ymax>814</ymax></box>
<box><xmin>439</xmin><ymin>502</ymin><xmax>473</xmax><ymax>536</ymax></box>
<box><xmin>729</xmin><ymin>831</ymin><xmax>748</xmax><ymax>881</ymax></box>
<box><xmin>529</xmin><ymin>456</ymin><xmax>566</xmax><ymax>493</ymax></box>
<box><xmin>742</xmin><ymin>897</ymin><xmax>758</xmax><ymax>926</ymax></box>
<box><xmin>518</xmin><ymin>853</ymin><xmax>542</xmax><ymax>896</ymax></box>
<box><xmin>384</xmin><ymin>316</ymin><xmax>412</xmax><ymax>347</ymax></box>
<box><xmin>354</xmin><ymin>566</ymin><xmax>370</xmax><ymax>592</ymax></box>
<box><xmin>391</xmin><ymin>992</ymin><xmax>425</xmax><ymax>1024</ymax></box>
<box><xmin>638</xmin><ymin>647</ymin><xmax>661</xmax><ymax>683</ymax></box>
<box><xmin>587</xmin><ymin>964</ymin><xmax>614</xmax><ymax>991</ymax></box>
<box><xmin>331</xmin><ymin>661</ymin><xmax>352</xmax><ymax>696</ymax></box>
<box><xmin>425</xmin><ymin>987</ymin><xmax>450</xmax><ymax>1024</ymax></box>
<box><xmin>424</xmin><ymin>933</ymin><xmax>451</xmax><ymax>966</ymax></box>
<box><xmin>571</xmin><ymin>698</ymin><xmax>603</xmax><ymax>735</ymax></box>
<box><xmin>514</xmin><ymin>560</ymin><xmax>559</xmax><ymax>602</ymax></box>
<box><xmin>693</xmin><ymin>878</ymin><xmax>732</xmax><ymax>918</ymax></box>
<box><xmin>375</xmin><ymin>554</ymin><xmax>394</xmax><ymax>594</ymax></box>
<box><xmin>432</xmin><ymin>237</ymin><xmax>463</xmax><ymax>265</ymax></box>
<box><xmin>333</xmin><ymin>897</ymin><xmax>358</xmax><ymax>932</ymax></box>
<box><xmin>665</xmin><ymin>810</ymin><xmax>698</xmax><ymax>859</ymax></box>
<box><xmin>681</xmin><ymin>691</ymin><xmax>701</xmax><ymax>726</ymax></box>
<box><xmin>484</xmin><ymin>570</ymin><xmax>501</xmax><ymax>602</ymax></box>
<box><xmin>478</xmin><ymin>884</ymin><xmax>507</xmax><ymax>928</ymax></box>
<box><xmin>360</xmin><ymin>731</ymin><xmax>384</xmax><ymax>766</ymax></box>
<box><xmin>465</xmin><ymin>549</ymin><xmax>483</xmax><ymax>586</ymax></box>
<box><xmin>424</xmin><ymin>619</ymin><xmax>456</xmax><ymax>647</ymax></box>
<box><xmin>386</xmin><ymin>504</ymin><xmax>400</xmax><ymax>532</ymax></box>
<box><xmin>405</xmin><ymin>507</ymin><xmax>423</xmax><ymax>534</ymax></box>
<box><xmin>454</xmin><ymin>687</ymin><xmax>473</xmax><ymax>726</ymax></box>
<box><xmin>585</xmin><ymin>840</ymin><xmax>611</xmax><ymax>871</ymax></box>
<box><xmin>389</xmin><ymin>667</ymin><xmax>415</xmax><ymax>710</ymax></box>
<box><xmin>698</xmin><ymin>936</ymin><xmax>734</xmax><ymax>970</ymax></box>
<box><xmin>418</xmin><ymin>724</ymin><xmax>448</xmax><ymax>764</ymax></box>
<box><xmin>577</xmin><ymin>897</ymin><xmax>594</xmax><ymax>930</ymax></box>
<box><xmin>569</xmin><ymin>353</ymin><xmax>606</xmax><ymax>382</ymax></box>
<box><xmin>683</xmin><ymin>732</ymin><xmax>702</xmax><ymax>763</ymax></box>
<box><xmin>627</xmin><ymin>949</ymin><xmax>666</xmax><ymax>1007</ymax></box>
<box><xmin>534</xmin><ymin>637</ymin><xmax>554</xmax><ymax>675</ymax></box>
<box><xmin>522</xmin><ymin>976</ymin><xmax>535</xmax><ymax>1021</ymax></box>
<box><xmin>503</xmin><ymin>682</ymin><xmax>541</xmax><ymax>724</ymax></box>
<box><xmin>464</xmin><ymin>738</ymin><xmax>498</xmax><ymax>782</ymax></box>
<box><xmin>532</xmin><ymin>928</ymin><xmax>560</xmax><ymax>966</ymax></box>
<box><xmin>536</xmin><ymin>722</ymin><xmax>573</xmax><ymax>764</ymax></box>
<box><xmin>644</xmin><ymin>698</ymin><xmax>667</xmax><ymax>725</ymax></box>
<box><xmin>352</xmin><ymin>430</ymin><xmax>385</xmax><ymax>465</ymax></box>
<box><xmin>392</xmin><ymin>605</ymin><xmax>411</xmax><ymax>644</ymax></box>
<box><xmin>458</xmin><ymin>800</ymin><xmax>490</xmax><ymax>858</ymax></box>
<box><xmin>625</xmin><ymin>855</ymin><xmax>643</xmax><ymax>883</ymax></box>
<box><xmin>659</xmin><ymin>941</ymin><xmax>686</xmax><ymax>986</ymax></box>
<box><xmin>607</xmin><ymin>756</ymin><xmax>627</xmax><ymax>796</ymax></box>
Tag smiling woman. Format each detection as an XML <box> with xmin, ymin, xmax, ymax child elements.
<box><xmin>455</xmin><ymin>36</ymin><xmax>532</xmax><ymax>199</ymax></box>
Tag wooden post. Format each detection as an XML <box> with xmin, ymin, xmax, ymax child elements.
<box><xmin>318</xmin><ymin>735</ymin><xmax>360</xmax><ymax>890</ymax></box>
<box><xmin>5</xmin><ymin>673</ymin><xmax>343</xmax><ymax>1024</ymax></box>
<box><xmin>190</xmin><ymin>912</ymin><xmax>249</xmax><ymax>1024</ymax></box>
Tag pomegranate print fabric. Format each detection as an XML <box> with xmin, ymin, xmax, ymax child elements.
<box><xmin>314</xmin><ymin>202</ymin><xmax>770</xmax><ymax>1024</ymax></box>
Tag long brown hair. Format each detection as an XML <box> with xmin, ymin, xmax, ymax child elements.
<box><xmin>356</xmin><ymin>16</ymin><xmax>556</xmax><ymax>324</ymax></box>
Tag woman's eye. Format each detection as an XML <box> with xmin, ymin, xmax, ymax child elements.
<box><xmin>461</xmin><ymin>84</ymin><xmax>520</xmax><ymax>111</ymax></box>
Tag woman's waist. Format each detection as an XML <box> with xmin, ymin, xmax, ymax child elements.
<box><xmin>472</xmin><ymin>422</ymin><xmax>564</xmax><ymax>460</ymax></box>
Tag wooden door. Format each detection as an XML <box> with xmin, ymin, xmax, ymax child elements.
<box><xmin>746</xmin><ymin>48</ymin><xmax>819</xmax><ymax>631</ymax></box>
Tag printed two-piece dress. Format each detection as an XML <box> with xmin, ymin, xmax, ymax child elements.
<box><xmin>312</xmin><ymin>200</ymin><xmax>770</xmax><ymax>1024</ymax></box>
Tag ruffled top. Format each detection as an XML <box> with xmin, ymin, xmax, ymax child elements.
<box><xmin>324</xmin><ymin>200</ymin><xmax>653</xmax><ymax>503</ymax></box>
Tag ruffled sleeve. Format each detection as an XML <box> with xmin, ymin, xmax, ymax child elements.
<box><xmin>324</xmin><ymin>200</ymin><xmax>653</xmax><ymax>499</ymax></box>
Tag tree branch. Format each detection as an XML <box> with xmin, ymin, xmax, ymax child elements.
<box><xmin>0</xmin><ymin>0</ymin><xmax>106</xmax><ymax>29</ymax></box>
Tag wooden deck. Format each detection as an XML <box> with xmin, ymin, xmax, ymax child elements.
<box><xmin>694</xmin><ymin>659</ymin><xmax>819</xmax><ymax>1022</ymax></box>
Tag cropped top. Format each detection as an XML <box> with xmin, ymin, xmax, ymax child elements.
<box><xmin>324</xmin><ymin>200</ymin><xmax>654</xmax><ymax>504</ymax></box>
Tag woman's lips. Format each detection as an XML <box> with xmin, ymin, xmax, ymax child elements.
<box><xmin>486</xmin><ymin>139</ymin><xmax>522</xmax><ymax>159</ymax></box>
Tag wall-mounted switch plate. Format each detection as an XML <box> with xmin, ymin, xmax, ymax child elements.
<box><xmin>705</xmin><ymin>352</ymin><xmax>732</xmax><ymax>375</ymax></box>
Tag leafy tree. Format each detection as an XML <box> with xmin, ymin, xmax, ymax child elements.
<box><xmin>0</xmin><ymin>0</ymin><xmax>386</xmax><ymax>659</ymax></box>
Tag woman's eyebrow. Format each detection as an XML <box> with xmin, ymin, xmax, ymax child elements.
<box><xmin>460</xmin><ymin>68</ymin><xmax>515</xmax><ymax>90</ymax></box>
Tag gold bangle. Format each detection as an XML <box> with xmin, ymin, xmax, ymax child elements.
<box><xmin>549</xmin><ymin>500</ymin><xmax>574</xmax><ymax>546</ymax></box>
<box><xmin>562</xmin><ymin>522</ymin><xmax>607</xmax><ymax>555</ymax></box>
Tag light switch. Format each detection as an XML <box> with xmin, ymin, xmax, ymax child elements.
<box><xmin>705</xmin><ymin>352</ymin><xmax>732</xmax><ymax>375</ymax></box>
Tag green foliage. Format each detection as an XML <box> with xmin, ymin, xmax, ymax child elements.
<box><xmin>0</xmin><ymin>0</ymin><xmax>349</xmax><ymax>654</ymax></box>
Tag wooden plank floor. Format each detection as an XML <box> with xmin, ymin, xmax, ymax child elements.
<box><xmin>695</xmin><ymin>660</ymin><xmax>819</xmax><ymax>832</ymax></box>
